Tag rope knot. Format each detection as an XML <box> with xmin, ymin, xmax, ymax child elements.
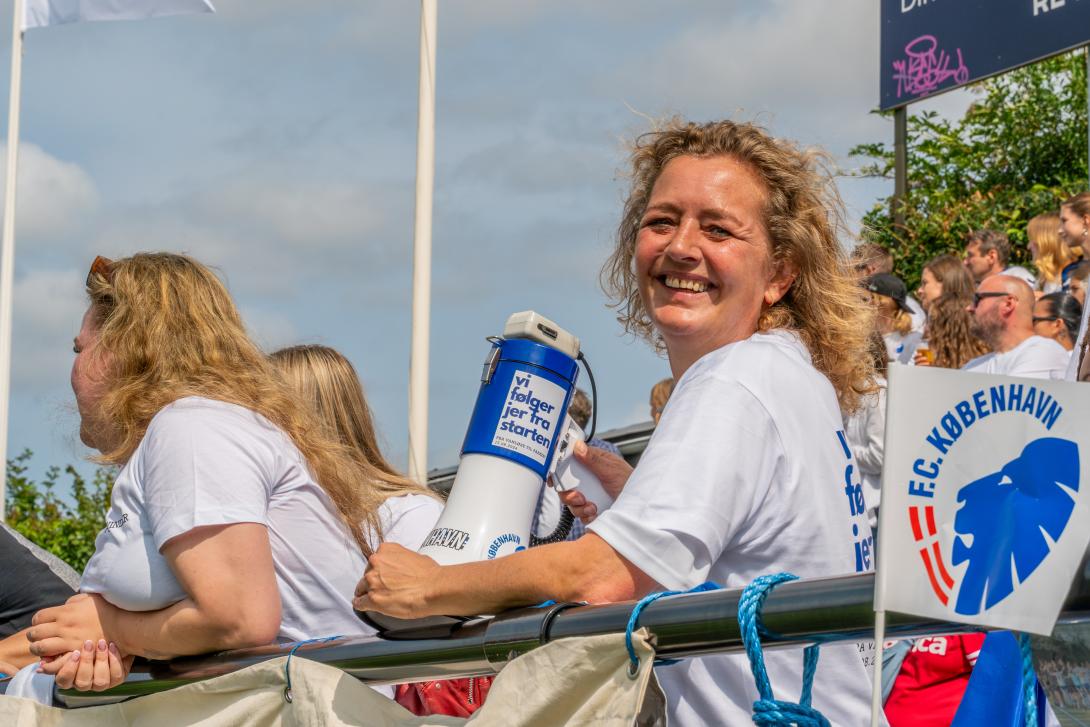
<box><xmin>739</xmin><ymin>573</ymin><xmax>830</xmax><ymax>727</ymax></box>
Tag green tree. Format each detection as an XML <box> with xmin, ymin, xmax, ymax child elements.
<box><xmin>851</xmin><ymin>51</ymin><xmax>1089</xmax><ymax>290</ymax></box>
<box><xmin>5</xmin><ymin>450</ymin><xmax>114</xmax><ymax>572</ymax></box>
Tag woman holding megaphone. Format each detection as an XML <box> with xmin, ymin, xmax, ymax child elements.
<box><xmin>355</xmin><ymin>120</ymin><xmax>878</xmax><ymax>725</ymax></box>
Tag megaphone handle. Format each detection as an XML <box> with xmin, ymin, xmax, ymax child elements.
<box><xmin>552</xmin><ymin>418</ymin><xmax>614</xmax><ymax>513</ymax></box>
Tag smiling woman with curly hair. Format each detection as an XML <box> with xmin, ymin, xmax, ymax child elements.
<box><xmin>356</xmin><ymin>119</ymin><xmax>877</xmax><ymax>725</ymax></box>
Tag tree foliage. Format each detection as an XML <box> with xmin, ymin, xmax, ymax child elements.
<box><xmin>5</xmin><ymin>450</ymin><xmax>114</xmax><ymax>572</ymax></box>
<box><xmin>851</xmin><ymin>51</ymin><xmax>1089</xmax><ymax>290</ymax></box>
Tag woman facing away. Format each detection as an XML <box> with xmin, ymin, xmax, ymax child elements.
<box><xmin>269</xmin><ymin>345</ymin><xmax>442</xmax><ymax>570</ymax></box>
<box><xmin>19</xmin><ymin>254</ymin><xmax>422</xmax><ymax>695</ymax></box>
<box><xmin>355</xmin><ymin>119</ymin><xmax>880</xmax><ymax>725</ymax></box>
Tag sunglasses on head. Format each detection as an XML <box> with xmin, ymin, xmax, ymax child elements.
<box><xmin>86</xmin><ymin>256</ymin><xmax>114</xmax><ymax>288</ymax></box>
<box><xmin>972</xmin><ymin>291</ymin><xmax>1011</xmax><ymax>306</ymax></box>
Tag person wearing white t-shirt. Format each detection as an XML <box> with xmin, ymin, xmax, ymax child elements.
<box><xmin>963</xmin><ymin>229</ymin><xmax>1036</xmax><ymax>288</ymax></box>
<box><xmin>23</xmin><ymin>254</ymin><xmax>439</xmax><ymax>696</ymax></box>
<box><xmin>355</xmin><ymin>121</ymin><xmax>881</xmax><ymax>726</ymax></box>
<box><xmin>962</xmin><ymin>274</ymin><xmax>1069</xmax><ymax>379</ymax></box>
<box><xmin>1059</xmin><ymin>192</ymin><xmax>1090</xmax><ymax>381</ymax></box>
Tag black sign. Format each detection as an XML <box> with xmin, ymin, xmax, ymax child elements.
<box><xmin>880</xmin><ymin>0</ymin><xmax>1090</xmax><ymax>110</ymax></box>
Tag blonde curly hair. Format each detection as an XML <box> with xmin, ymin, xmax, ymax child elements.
<box><xmin>602</xmin><ymin>119</ymin><xmax>874</xmax><ymax>413</ymax></box>
<box><xmin>85</xmin><ymin>252</ymin><xmax>400</xmax><ymax>557</ymax></box>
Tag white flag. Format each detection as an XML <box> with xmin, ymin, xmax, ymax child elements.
<box><xmin>22</xmin><ymin>0</ymin><xmax>215</xmax><ymax>31</ymax></box>
<box><xmin>875</xmin><ymin>365</ymin><xmax>1090</xmax><ymax>635</ymax></box>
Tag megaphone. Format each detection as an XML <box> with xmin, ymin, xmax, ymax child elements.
<box><xmin>359</xmin><ymin>311</ymin><xmax>611</xmax><ymax>636</ymax></box>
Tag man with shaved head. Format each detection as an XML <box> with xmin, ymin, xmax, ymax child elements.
<box><xmin>962</xmin><ymin>275</ymin><xmax>1069</xmax><ymax>378</ymax></box>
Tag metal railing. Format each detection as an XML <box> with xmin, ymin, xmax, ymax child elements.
<box><xmin>10</xmin><ymin>553</ymin><xmax>1089</xmax><ymax>709</ymax></box>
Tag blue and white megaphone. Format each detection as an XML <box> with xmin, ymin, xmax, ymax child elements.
<box><xmin>359</xmin><ymin>311</ymin><xmax>611</xmax><ymax>635</ymax></box>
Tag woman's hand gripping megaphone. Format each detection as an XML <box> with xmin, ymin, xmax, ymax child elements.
<box><xmin>556</xmin><ymin>440</ymin><xmax>632</xmax><ymax>525</ymax></box>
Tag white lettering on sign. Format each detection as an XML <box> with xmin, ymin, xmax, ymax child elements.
<box><xmin>491</xmin><ymin>370</ymin><xmax>566</xmax><ymax>466</ymax></box>
<box><xmin>901</xmin><ymin>0</ymin><xmax>936</xmax><ymax>13</ymax></box>
<box><xmin>1033</xmin><ymin>0</ymin><xmax>1066</xmax><ymax>16</ymax></box>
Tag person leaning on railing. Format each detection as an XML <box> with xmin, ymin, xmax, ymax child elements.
<box><xmin>17</xmin><ymin>253</ymin><xmax>397</xmax><ymax>694</ymax></box>
<box><xmin>355</xmin><ymin>119</ymin><xmax>881</xmax><ymax>726</ymax></box>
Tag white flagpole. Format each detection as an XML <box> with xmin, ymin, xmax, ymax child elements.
<box><xmin>407</xmin><ymin>0</ymin><xmax>437</xmax><ymax>483</ymax></box>
<box><xmin>0</xmin><ymin>0</ymin><xmax>24</xmax><ymax>521</ymax></box>
<box><xmin>871</xmin><ymin>609</ymin><xmax>886</xmax><ymax>727</ymax></box>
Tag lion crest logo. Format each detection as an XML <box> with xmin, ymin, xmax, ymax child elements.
<box><xmin>951</xmin><ymin>437</ymin><xmax>1080</xmax><ymax>616</ymax></box>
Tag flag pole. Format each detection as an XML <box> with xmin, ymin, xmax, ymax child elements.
<box><xmin>407</xmin><ymin>0</ymin><xmax>437</xmax><ymax>483</ymax></box>
<box><xmin>871</xmin><ymin>609</ymin><xmax>886</xmax><ymax>727</ymax></box>
<box><xmin>0</xmin><ymin>0</ymin><xmax>24</xmax><ymax>521</ymax></box>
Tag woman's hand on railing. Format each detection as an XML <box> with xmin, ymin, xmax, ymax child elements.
<box><xmin>354</xmin><ymin>543</ymin><xmax>443</xmax><ymax>619</ymax></box>
<box><xmin>27</xmin><ymin>593</ymin><xmax>118</xmax><ymax>661</ymax></box>
<box><xmin>45</xmin><ymin>639</ymin><xmax>133</xmax><ymax>691</ymax></box>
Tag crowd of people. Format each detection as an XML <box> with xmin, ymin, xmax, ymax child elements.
<box><xmin>0</xmin><ymin>118</ymin><xmax>1085</xmax><ymax>725</ymax></box>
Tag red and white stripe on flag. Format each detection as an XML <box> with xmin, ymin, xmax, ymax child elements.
<box><xmin>23</xmin><ymin>0</ymin><xmax>214</xmax><ymax>31</ymax></box>
<box><xmin>875</xmin><ymin>365</ymin><xmax>1090</xmax><ymax>636</ymax></box>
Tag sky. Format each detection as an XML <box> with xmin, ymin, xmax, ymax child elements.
<box><xmin>0</xmin><ymin>0</ymin><xmax>974</xmax><ymax>488</ymax></box>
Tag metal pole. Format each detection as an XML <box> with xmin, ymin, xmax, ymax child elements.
<box><xmin>892</xmin><ymin>105</ymin><xmax>907</xmax><ymax>237</ymax></box>
<box><xmin>407</xmin><ymin>0</ymin><xmax>437</xmax><ymax>483</ymax></box>
<box><xmin>40</xmin><ymin>565</ymin><xmax>1090</xmax><ymax>707</ymax></box>
<box><xmin>0</xmin><ymin>0</ymin><xmax>24</xmax><ymax>522</ymax></box>
<box><xmin>1085</xmin><ymin>45</ymin><xmax>1089</xmax><ymax>187</ymax></box>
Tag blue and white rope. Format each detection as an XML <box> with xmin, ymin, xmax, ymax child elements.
<box><xmin>624</xmin><ymin>582</ymin><xmax>721</xmax><ymax>670</ymax></box>
<box><xmin>738</xmin><ymin>573</ymin><xmax>830</xmax><ymax>727</ymax></box>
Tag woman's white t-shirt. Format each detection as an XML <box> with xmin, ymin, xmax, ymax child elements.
<box><xmin>589</xmin><ymin>331</ymin><xmax>878</xmax><ymax>727</ymax></box>
<box><xmin>80</xmin><ymin>397</ymin><xmax>442</xmax><ymax>645</ymax></box>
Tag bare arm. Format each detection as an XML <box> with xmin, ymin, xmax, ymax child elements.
<box><xmin>354</xmin><ymin>532</ymin><xmax>659</xmax><ymax>619</ymax></box>
<box><xmin>0</xmin><ymin>627</ymin><xmax>35</xmax><ymax>669</ymax></box>
<box><xmin>30</xmin><ymin>523</ymin><xmax>281</xmax><ymax>662</ymax></box>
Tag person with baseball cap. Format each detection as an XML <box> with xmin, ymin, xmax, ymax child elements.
<box><xmin>863</xmin><ymin>273</ymin><xmax>922</xmax><ymax>363</ymax></box>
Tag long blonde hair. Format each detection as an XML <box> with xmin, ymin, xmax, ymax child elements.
<box><xmin>270</xmin><ymin>344</ymin><xmax>435</xmax><ymax>503</ymax></box>
<box><xmin>1028</xmin><ymin>212</ymin><xmax>1077</xmax><ymax>288</ymax></box>
<box><xmin>603</xmin><ymin>119</ymin><xmax>874</xmax><ymax>413</ymax></box>
<box><xmin>86</xmin><ymin>253</ymin><xmax>391</xmax><ymax>557</ymax></box>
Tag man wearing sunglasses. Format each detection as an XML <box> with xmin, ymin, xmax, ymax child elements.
<box><xmin>961</xmin><ymin>275</ymin><xmax>1069</xmax><ymax>379</ymax></box>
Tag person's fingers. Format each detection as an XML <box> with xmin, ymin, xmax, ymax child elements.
<box><xmin>29</xmin><ymin>605</ymin><xmax>61</xmax><ymax>627</ymax></box>
<box><xmin>106</xmin><ymin>643</ymin><xmax>125</xmax><ymax>688</ymax></box>
<box><xmin>354</xmin><ymin>574</ymin><xmax>369</xmax><ymax>598</ymax></box>
<box><xmin>574</xmin><ymin>440</ymin><xmax>588</xmax><ymax>457</ymax></box>
<box><xmin>52</xmin><ymin>650</ymin><xmax>81</xmax><ymax>688</ymax></box>
<box><xmin>28</xmin><ymin>635</ymin><xmax>70</xmax><ymax>658</ymax></box>
<box><xmin>26</xmin><ymin>622</ymin><xmax>60</xmax><ymax>645</ymax></box>
<box><xmin>352</xmin><ymin>593</ymin><xmax>372</xmax><ymax>612</ymax></box>
<box><xmin>577</xmin><ymin>503</ymin><xmax>598</xmax><ymax>524</ymax></box>
<box><xmin>73</xmin><ymin>640</ymin><xmax>96</xmax><ymax>691</ymax></box>
<box><xmin>557</xmin><ymin>489</ymin><xmax>587</xmax><ymax>508</ymax></box>
<box><xmin>91</xmin><ymin>640</ymin><xmax>112</xmax><ymax>691</ymax></box>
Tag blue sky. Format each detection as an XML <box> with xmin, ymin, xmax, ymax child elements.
<box><xmin>0</xmin><ymin>0</ymin><xmax>970</xmax><ymax>484</ymax></box>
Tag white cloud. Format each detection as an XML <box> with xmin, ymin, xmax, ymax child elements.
<box><xmin>0</xmin><ymin>143</ymin><xmax>98</xmax><ymax>239</ymax></box>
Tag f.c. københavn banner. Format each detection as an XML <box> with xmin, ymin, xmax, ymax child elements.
<box><xmin>876</xmin><ymin>365</ymin><xmax>1090</xmax><ymax>635</ymax></box>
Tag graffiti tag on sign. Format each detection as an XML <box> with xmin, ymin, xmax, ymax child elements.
<box><xmin>892</xmin><ymin>34</ymin><xmax>969</xmax><ymax>99</ymax></box>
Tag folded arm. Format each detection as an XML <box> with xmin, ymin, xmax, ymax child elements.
<box><xmin>30</xmin><ymin>522</ymin><xmax>281</xmax><ymax>662</ymax></box>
